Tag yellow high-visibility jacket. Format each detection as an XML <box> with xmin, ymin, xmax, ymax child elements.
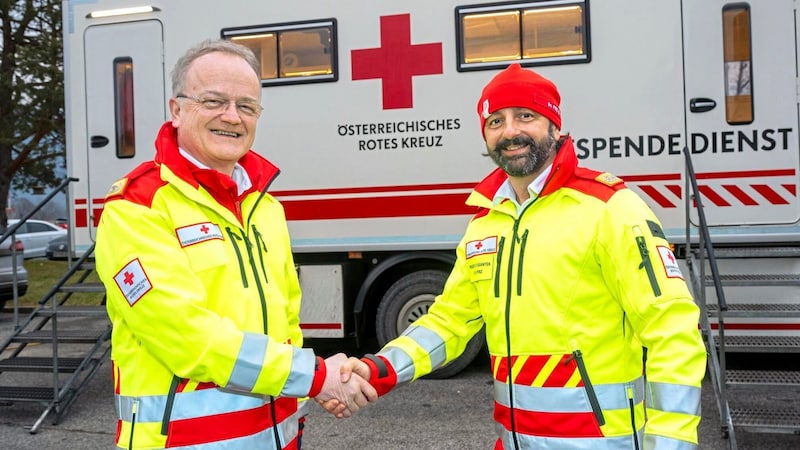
<box><xmin>364</xmin><ymin>138</ymin><xmax>706</xmax><ymax>450</ymax></box>
<box><xmin>96</xmin><ymin>122</ymin><xmax>326</xmax><ymax>449</ymax></box>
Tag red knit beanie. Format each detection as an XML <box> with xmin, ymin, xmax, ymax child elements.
<box><xmin>476</xmin><ymin>63</ymin><xmax>562</xmax><ymax>138</ymax></box>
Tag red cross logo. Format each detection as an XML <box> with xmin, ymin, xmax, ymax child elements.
<box><xmin>351</xmin><ymin>14</ymin><xmax>443</xmax><ymax>109</ymax></box>
<box><xmin>475</xmin><ymin>241</ymin><xmax>483</xmax><ymax>250</ymax></box>
<box><xmin>200</xmin><ymin>224</ymin><xmax>209</xmax><ymax>234</ymax></box>
<box><xmin>667</xmin><ymin>251</ymin><xmax>676</xmax><ymax>265</ymax></box>
<box><xmin>123</xmin><ymin>271</ymin><xmax>135</xmax><ymax>286</ymax></box>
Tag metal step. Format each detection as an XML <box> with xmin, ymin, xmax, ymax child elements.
<box><xmin>706</xmin><ymin>303</ymin><xmax>800</xmax><ymax>318</ymax></box>
<box><xmin>730</xmin><ymin>407</ymin><xmax>800</xmax><ymax>434</ymax></box>
<box><xmin>0</xmin><ymin>356</ymin><xmax>90</xmax><ymax>373</ymax></box>
<box><xmin>713</xmin><ymin>335</ymin><xmax>800</xmax><ymax>353</ymax></box>
<box><xmin>12</xmin><ymin>328</ymin><xmax>110</xmax><ymax>344</ymax></box>
<box><xmin>726</xmin><ymin>369</ymin><xmax>800</xmax><ymax>386</ymax></box>
<box><xmin>35</xmin><ymin>305</ymin><xmax>108</xmax><ymax>317</ymax></box>
<box><xmin>0</xmin><ymin>386</ymin><xmax>66</xmax><ymax>402</ymax></box>
<box><xmin>703</xmin><ymin>273</ymin><xmax>800</xmax><ymax>287</ymax></box>
<box><xmin>698</xmin><ymin>246</ymin><xmax>800</xmax><ymax>259</ymax></box>
<box><xmin>57</xmin><ymin>282</ymin><xmax>105</xmax><ymax>294</ymax></box>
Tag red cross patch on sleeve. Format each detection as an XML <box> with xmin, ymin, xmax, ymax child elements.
<box><xmin>113</xmin><ymin>259</ymin><xmax>153</xmax><ymax>306</ymax></box>
<box><xmin>657</xmin><ymin>246</ymin><xmax>684</xmax><ymax>280</ymax></box>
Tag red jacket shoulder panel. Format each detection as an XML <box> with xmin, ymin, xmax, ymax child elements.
<box><xmin>564</xmin><ymin>167</ymin><xmax>627</xmax><ymax>203</ymax></box>
<box><xmin>104</xmin><ymin>161</ymin><xmax>165</xmax><ymax>209</ymax></box>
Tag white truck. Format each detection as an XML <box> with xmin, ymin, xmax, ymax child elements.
<box><xmin>62</xmin><ymin>0</ymin><xmax>799</xmax><ymax>376</ymax></box>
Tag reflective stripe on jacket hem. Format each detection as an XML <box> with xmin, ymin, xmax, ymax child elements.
<box><xmin>495</xmin><ymin>425</ymin><xmax>645</xmax><ymax>450</ymax></box>
<box><xmin>493</xmin><ymin>376</ymin><xmax>645</xmax><ymax>412</ymax></box>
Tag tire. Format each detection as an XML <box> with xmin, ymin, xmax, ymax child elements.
<box><xmin>376</xmin><ymin>269</ymin><xmax>486</xmax><ymax>379</ymax></box>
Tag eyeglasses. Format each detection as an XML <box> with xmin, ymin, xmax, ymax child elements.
<box><xmin>176</xmin><ymin>94</ymin><xmax>263</xmax><ymax>118</ymax></box>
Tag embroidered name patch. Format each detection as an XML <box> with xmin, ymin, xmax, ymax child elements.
<box><xmin>113</xmin><ymin>259</ymin><xmax>153</xmax><ymax>306</ymax></box>
<box><xmin>175</xmin><ymin>222</ymin><xmax>223</xmax><ymax>248</ymax></box>
<box><xmin>466</xmin><ymin>236</ymin><xmax>498</xmax><ymax>259</ymax></box>
<box><xmin>657</xmin><ymin>246</ymin><xmax>684</xmax><ymax>279</ymax></box>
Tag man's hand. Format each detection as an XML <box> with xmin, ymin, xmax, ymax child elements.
<box><xmin>317</xmin><ymin>356</ymin><xmax>373</xmax><ymax>417</ymax></box>
<box><xmin>340</xmin><ymin>356</ymin><xmax>372</xmax><ymax>383</ymax></box>
<box><xmin>315</xmin><ymin>353</ymin><xmax>377</xmax><ymax>418</ymax></box>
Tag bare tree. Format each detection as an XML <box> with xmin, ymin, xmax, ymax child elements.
<box><xmin>0</xmin><ymin>0</ymin><xmax>65</xmax><ymax>227</ymax></box>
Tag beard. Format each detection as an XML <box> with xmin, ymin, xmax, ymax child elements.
<box><xmin>486</xmin><ymin>132</ymin><xmax>557</xmax><ymax>178</ymax></box>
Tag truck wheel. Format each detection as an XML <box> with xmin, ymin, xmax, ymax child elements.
<box><xmin>376</xmin><ymin>269</ymin><xmax>485</xmax><ymax>379</ymax></box>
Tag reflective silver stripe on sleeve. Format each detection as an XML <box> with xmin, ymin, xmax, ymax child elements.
<box><xmin>644</xmin><ymin>433</ymin><xmax>698</xmax><ymax>450</ymax></box>
<box><xmin>402</xmin><ymin>325</ymin><xmax>447</xmax><ymax>369</ymax></box>
<box><xmin>377</xmin><ymin>346</ymin><xmax>415</xmax><ymax>384</ymax></box>
<box><xmin>646</xmin><ymin>381</ymin><xmax>702</xmax><ymax>416</ymax></box>
<box><xmin>228</xmin><ymin>332</ymin><xmax>268</xmax><ymax>391</ymax></box>
<box><xmin>281</xmin><ymin>347</ymin><xmax>317</xmax><ymax>397</ymax></box>
<box><xmin>493</xmin><ymin>377</ymin><xmax>644</xmax><ymax>412</ymax></box>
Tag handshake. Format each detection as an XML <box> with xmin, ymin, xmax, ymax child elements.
<box><xmin>314</xmin><ymin>353</ymin><xmax>376</xmax><ymax>418</ymax></box>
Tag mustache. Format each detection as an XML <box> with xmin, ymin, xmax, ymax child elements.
<box><xmin>493</xmin><ymin>135</ymin><xmax>536</xmax><ymax>152</ymax></box>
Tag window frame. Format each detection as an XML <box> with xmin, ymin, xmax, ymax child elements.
<box><xmin>222</xmin><ymin>18</ymin><xmax>338</xmax><ymax>87</ymax></box>
<box><xmin>455</xmin><ymin>0</ymin><xmax>591</xmax><ymax>72</ymax></box>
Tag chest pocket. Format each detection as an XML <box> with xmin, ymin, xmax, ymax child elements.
<box><xmin>183</xmin><ymin>238</ymin><xmax>230</xmax><ymax>273</ymax></box>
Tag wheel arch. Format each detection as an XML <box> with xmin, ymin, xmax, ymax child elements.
<box><xmin>352</xmin><ymin>251</ymin><xmax>455</xmax><ymax>346</ymax></box>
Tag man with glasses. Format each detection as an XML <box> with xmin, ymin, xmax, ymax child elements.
<box><xmin>95</xmin><ymin>39</ymin><xmax>375</xmax><ymax>449</ymax></box>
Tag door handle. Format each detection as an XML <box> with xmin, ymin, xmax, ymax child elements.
<box><xmin>90</xmin><ymin>135</ymin><xmax>110</xmax><ymax>148</ymax></box>
<box><xmin>689</xmin><ymin>98</ymin><xmax>716</xmax><ymax>113</ymax></box>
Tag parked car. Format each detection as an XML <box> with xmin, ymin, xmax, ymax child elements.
<box><xmin>46</xmin><ymin>234</ymin><xmax>70</xmax><ymax>260</ymax></box>
<box><xmin>2</xmin><ymin>219</ymin><xmax>68</xmax><ymax>259</ymax></box>
<box><xmin>0</xmin><ymin>239</ymin><xmax>28</xmax><ymax>309</ymax></box>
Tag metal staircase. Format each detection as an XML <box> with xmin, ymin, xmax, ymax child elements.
<box><xmin>682</xmin><ymin>149</ymin><xmax>800</xmax><ymax>450</ymax></box>
<box><xmin>0</xmin><ymin>242</ymin><xmax>109</xmax><ymax>433</ymax></box>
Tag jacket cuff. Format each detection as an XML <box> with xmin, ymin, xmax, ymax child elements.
<box><xmin>308</xmin><ymin>356</ymin><xmax>326</xmax><ymax>398</ymax></box>
<box><xmin>361</xmin><ymin>354</ymin><xmax>397</xmax><ymax>397</ymax></box>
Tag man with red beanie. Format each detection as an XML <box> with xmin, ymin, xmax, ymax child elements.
<box><xmin>328</xmin><ymin>63</ymin><xmax>706</xmax><ymax>449</ymax></box>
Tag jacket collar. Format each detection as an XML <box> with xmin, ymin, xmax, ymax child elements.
<box><xmin>469</xmin><ymin>136</ymin><xmax>578</xmax><ymax>207</ymax></box>
<box><xmin>154</xmin><ymin>121</ymin><xmax>280</xmax><ymax>196</ymax></box>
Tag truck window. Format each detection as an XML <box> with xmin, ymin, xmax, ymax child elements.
<box><xmin>456</xmin><ymin>0</ymin><xmax>589</xmax><ymax>71</ymax></box>
<box><xmin>722</xmin><ymin>4</ymin><xmax>753</xmax><ymax>125</ymax></box>
<box><xmin>223</xmin><ymin>19</ymin><xmax>337</xmax><ymax>85</ymax></box>
<box><xmin>113</xmin><ymin>57</ymin><xmax>135</xmax><ymax>158</ymax></box>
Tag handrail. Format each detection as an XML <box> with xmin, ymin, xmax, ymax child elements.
<box><xmin>683</xmin><ymin>146</ymin><xmax>736</xmax><ymax>448</ymax></box>
<box><xmin>0</xmin><ymin>177</ymin><xmax>80</xmax><ymax>328</ymax></box>
<box><xmin>682</xmin><ymin>150</ymin><xmax>728</xmax><ymax>313</ymax></box>
<box><xmin>0</xmin><ymin>177</ymin><xmax>78</xmax><ymax>246</ymax></box>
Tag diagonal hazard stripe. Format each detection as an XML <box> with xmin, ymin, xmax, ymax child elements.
<box><xmin>638</xmin><ymin>185</ymin><xmax>676</xmax><ymax>208</ymax></box>
<box><xmin>752</xmin><ymin>184</ymin><xmax>790</xmax><ymax>205</ymax></box>
<box><xmin>722</xmin><ymin>184</ymin><xmax>758</xmax><ymax>206</ymax></box>
<box><xmin>698</xmin><ymin>185</ymin><xmax>731</xmax><ymax>206</ymax></box>
<box><xmin>492</xmin><ymin>354</ymin><xmax>581</xmax><ymax>387</ymax></box>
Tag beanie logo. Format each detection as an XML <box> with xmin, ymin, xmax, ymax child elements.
<box><xmin>482</xmin><ymin>99</ymin><xmax>490</xmax><ymax>119</ymax></box>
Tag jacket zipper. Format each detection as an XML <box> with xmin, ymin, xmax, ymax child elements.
<box><xmin>128</xmin><ymin>400</ymin><xmax>139</xmax><ymax>450</ymax></box>
<box><xmin>240</xmin><ymin>222</ymin><xmax>283</xmax><ymax>449</ymax></box>
<box><xmin>627</xmin><ymin>385</ymin><xmax>641</xmax><ymax>450</ymax></box>
<box><xmin>226</xmin><ymin>227</ymin><xmax>249</xmax><ymax>288</ymax></box>
<box><xmin>568</xmin><ymin>349</ymin><xmax>605</xmax><ymax>426</ymax></box>
<box><xmin>503</xmin><ymin>220</ymin><xmax>525</xmax><ymax>449</ymax></box>
<box><xmin>251</xmin><ymin>225</ymin><xmax>270</xmax><ymax>283</ymax></box>
<box><xmin>494</xmin><ymin>237</ymin><xmax>505</xmax><ymax>298</ymax></box>
<box><xmin>515</xmin><ymin>229</ymin><xmax>528</xmax><ymax>296</ymax></box>
<box><xmin>633</xmin><ymin>226</ymin><xmax>661</xmax><ymax>297</ymax></box>
<box><xmin>160</xmin><ymin>375</ymin><xmax>181</xmax><ymax>436</ymax></box>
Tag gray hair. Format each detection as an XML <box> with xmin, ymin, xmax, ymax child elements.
<box><xmin>170</xmin><ymin>39</ymin><xmax>260</xmax><ymax>95</ymax></box>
